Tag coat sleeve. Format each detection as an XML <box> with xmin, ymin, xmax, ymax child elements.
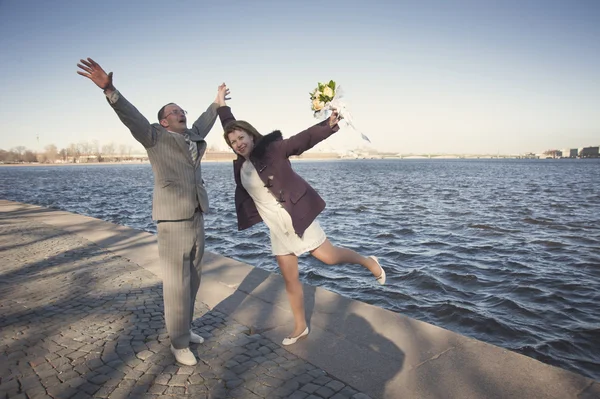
<box><xmin>217</xmin><ymin>106</ymin><xmax>237</xmax><ymax>128</ymax></box>
<box><xmin>108</xmin><ymin>92</ymin><xmax>159</xmax><ymax>148</ymax></box>
<box><xmin>281</xmin><ymin>119</ymin><xmax>340</xmax><ymax>157</ymax></box>
<box><xmin>191</xmin><ymin>103</ymin><xmax>220</xmax><ymax>139</ymax></box>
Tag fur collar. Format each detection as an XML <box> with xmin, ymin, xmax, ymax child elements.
<box><xmin>252</xmin><ymin>130</ymin><xmax>282</xmax><ymax>159</ymax></box>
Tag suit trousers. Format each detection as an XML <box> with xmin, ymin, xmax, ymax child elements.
<box><xmin>157</xmin><ymin>210</ymin><xmax>204</xmax><ymax>349</ymax></box>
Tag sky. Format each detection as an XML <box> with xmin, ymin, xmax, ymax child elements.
<box><xmin>0</xmin><ymin>0</ymin><xmax>599</xmax><ymax>155</ymax></box>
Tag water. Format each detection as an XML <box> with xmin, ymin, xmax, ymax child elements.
<box><xmin>1</xmin><ymin>159</ymin><xmax>599</xmax><ymax>380</ymax></box>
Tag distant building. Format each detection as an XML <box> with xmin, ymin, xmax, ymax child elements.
<box><xmin>560</xmin><ymin>148</ymin><xmax>578</xmax><ymax>158</ymax></box>
<box><xmin>579</xmin><ymin>146</ymin><xmax>599</xmax><ymax>158</ymax></box>
<box><xmin>568</xmin><ymin>148</ymin><xmax>579</xmax><ymax>158</ymax></box>
<box><xmin>543</xmin><ymin>150</ymin><xmax>561</xmax><ymax>159</ymax></box>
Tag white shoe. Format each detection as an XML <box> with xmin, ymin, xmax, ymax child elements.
<box><xmin>370</xmin><ymin>256</ymin><xmax>386</xmax><ymax>285</ymax></box>
<box><xmin>282</xmin><ymin>327</ymin><xmax>309</xmax><ymax>346</ymax></box>
<box><xmin>190</xmin><ymin>330</ymin><xmax>204</xmax><ymax>344</ymax></box>
<box><xmin>170</xmin><ymin>345</ymin><xmax>197</xmax><ymax>366</ymax></box>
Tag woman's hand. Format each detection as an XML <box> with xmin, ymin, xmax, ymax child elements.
<box><xmin>328</xmin><ymin>110</ymin><xmax>342</xmax><ymax>128</ymax></box>
<box><xmin>215</xmin><ymin>83</ymin><xmax>231</xmax><ymax>107</ymax></box>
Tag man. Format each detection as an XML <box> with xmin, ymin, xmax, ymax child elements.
<box><xmin>77</xmin><ymin>58</ymin><xmax>229</xmax><ymax>366</ymax></box>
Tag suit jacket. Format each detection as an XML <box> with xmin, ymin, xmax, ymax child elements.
<box><xmin>108</xmin><ymin>91</ymin><xmax>219</xmax><ymax>221</ymax></box>
<box><xmin>217</xmin><ymin>106</ymin><xmax>339</xmax><ymax>236</ymax></box>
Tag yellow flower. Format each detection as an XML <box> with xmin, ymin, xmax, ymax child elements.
<box><xmin>323</xmin><ymin>86</ymin><xmax>334</xmax><ymax>98</ymax></box>
<box><xmin>312</xmin><ymin>98</ymin><xmax>325</xmax><ymax>111</ymax></box>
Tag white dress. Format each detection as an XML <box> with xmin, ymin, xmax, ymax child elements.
<box><xmin>240</xmin><ymin>160</ymin><xmax>327</xmax><ymax>256</ymax></box>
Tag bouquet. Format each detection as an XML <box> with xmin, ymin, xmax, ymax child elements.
<box><xmin>309</xmin><ymin>80</ymin><xmax>371</xmax><ymax>143</ymax></box>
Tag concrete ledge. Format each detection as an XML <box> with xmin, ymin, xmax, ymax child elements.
<box><xmin>1</xmin><ymin>199</ymin><xmax>598</xmax><ymax>399</ymax></box>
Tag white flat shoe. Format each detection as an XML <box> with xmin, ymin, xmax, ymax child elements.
<box><xmin>170</xmin><ymin>345</ymin><xmax>197</xmax><ymax>366</ymax></box>
<box><xmin>370</xmin><ymin>256</ymin><xmax>386</xmax><ymax>285</ymax></box>
<box><xmin>190</xmin><ymin>330</ymin><xmax>204</xmax><ymax>344</ymax></box>
<box><xmin>282</xmin><ymin>327</ymin><xmax>309</xmax><ymax>346</ymax></box>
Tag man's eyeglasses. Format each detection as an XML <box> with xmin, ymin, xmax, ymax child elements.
<box><xmin>162</xmin><ymin>109</ymin><xmax>188</xmax><ymax>119</ymax></box>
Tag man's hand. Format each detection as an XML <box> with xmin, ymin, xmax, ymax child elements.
<box><xmin>328</xmin><ymin>110</ymin><xmax>342</xmax><ymax>128</ymax></box>
<box><xmin>77</xmin><ymin>58</ymin><xmax>115</xmax><ymax>93</ymax></box>
<box><xmin>215</xmin><ymin>83</ymin><xmax>231</xmax><ymax>107</ymax></box>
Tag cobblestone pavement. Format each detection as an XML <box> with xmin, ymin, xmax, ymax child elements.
<box><xmin>0</xmin><ymin>216</ymin><xmax>372</xmax><ymax>399</ymax></box>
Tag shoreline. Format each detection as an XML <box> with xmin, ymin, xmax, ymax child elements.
<box><xmin>0</xmin><ymin>158</ymin><xmax>350</xmax><ymax>167</ymax></box>
<box><xmin>1</xmin><ymin>156</ymin><xmax>592</xmax><ymax>167</ymax></box>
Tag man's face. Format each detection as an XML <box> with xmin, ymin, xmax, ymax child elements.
<box><xmin>160</xmin><ymin>104</ymin><xmax>187</xmax><ymax>133</ymax></box>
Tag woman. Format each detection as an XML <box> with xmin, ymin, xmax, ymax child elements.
<box><xmin>216</xmin><ymin>92</ymin><xmax>385</xmax><ymax>346</ymax></box>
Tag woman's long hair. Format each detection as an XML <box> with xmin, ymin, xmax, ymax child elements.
<box><xmin>223</xmin><ymin>120</ymin><xmax>263</xmax><ymax>148</ymax></box>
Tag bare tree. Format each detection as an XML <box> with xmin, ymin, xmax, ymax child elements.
<box><xmin>12</xmin><ymin>146</ymin><xmax>27</xmax><ymax>160</ymax></box>
<box><xmin>0</xmin><ymin>149</ymin><xmax>10</xmax><ymax>163</ymax></box>
<box><xmin>89</xmin><ymin>140</ymin><xmax>101</xmax><ymax>162</ymax></box>
<box><xmin>91</xmin><ymin>140</ymin><xmax>99</xmax><ymax>155</ymax></box>
<box><xmin>78</xmin><ymin>141</ymin><xmax>91</xmax><ymax>157</ymax></box>
<box><xmin>59</xmin><ymin>148</ymin><xmax>68</xmax><ymax>162</ymax></box>
<box><xmin>102</xmin><ymin>142</ymin><xmax>116</xmax><ymax>161</ymax></box>
<box><xmin>119</xmin><ymin>144</ymin><xmax>128</xmax><ymax>160</ymax></box>
<box><xmin>23</xmin><ymin>150</ymin><xmax>37</xmax><ymax>163</ymax></box>
<box><xmin>44</xmin><ymin>144</ymin><xmax>58</xmax><ymax>163</ymax></box>
<box><xmin>68</xmin><ymin>143</ymin><xmax>79</xmax><ymax>163</ymax></box>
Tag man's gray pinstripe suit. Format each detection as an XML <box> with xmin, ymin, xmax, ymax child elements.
<box><xmin>107</xmin><ymin>90</ymin><xmax>219</xmax><ymax>349</ymax></box>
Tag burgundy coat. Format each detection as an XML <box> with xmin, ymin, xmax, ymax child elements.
<box><xmin>217</xmin><ymin>106</ymin><xmax>340</xmax><ymax>237</ymax></box>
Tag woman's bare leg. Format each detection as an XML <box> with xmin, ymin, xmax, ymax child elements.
<box><xmin>276</xmin><ymin>254</ymin><xmax>308</xmax><ymax>337</ymax></box>
<box><xmin>310</xmin><ymin>239</ymin><xmax>382</xmax><ymax>278</ymax></box>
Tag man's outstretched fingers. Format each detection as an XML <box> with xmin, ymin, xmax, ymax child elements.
<box><xmin>77</xmin><ymin>63</ymin><xmax>91</xmax><ymax>74</ymax></box>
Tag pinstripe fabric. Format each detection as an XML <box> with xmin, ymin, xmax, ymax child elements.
<box><xmin>107</xmin><ymin>91</ymin><xmax>217</xmax><ymax>349</ymax></box>
<box><xmin>157</xmin><ymin>211</ymin><xmax>204</xmax><ymax>349</ymax></box>
<box><xmin>108</xmin><ymin>91</ymin><xmax>218</xmax><ymax>220</ymax></box>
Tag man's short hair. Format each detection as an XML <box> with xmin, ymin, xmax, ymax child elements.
<box><xmin>157</xmin><ymin>103</ymin><xmax>176</xmax><ymax>121</ymax></box>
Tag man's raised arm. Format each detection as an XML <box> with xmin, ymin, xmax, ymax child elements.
<box><xmin>77</xmin><ymin>57</ymin><xmax>157</xmax><ymax>148</ymax></box>
<box><xmin>191</xmin><ymin>83</ymin><xmax>231</xmax><ymax>139</ymax></box>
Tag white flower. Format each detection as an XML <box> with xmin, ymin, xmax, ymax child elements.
<box><xmin>309</xmin><ymin>81</ymin><xmax>338</xmax><ymax>115</ymax></box>
<box><xmin>312</xmin><ymin>98</ymin><xmax>325</xmax><ymax>111</ymax></box>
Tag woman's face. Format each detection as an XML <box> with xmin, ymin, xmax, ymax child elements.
<box><xmin>228</xmin><ymin>129</ymin><xmax>255</xmax><ymax>159</ymax></box>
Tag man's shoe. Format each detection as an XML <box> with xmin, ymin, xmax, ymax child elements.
<box><xmin>190</xmin><ymin>330</ymin><xmax>204</xmax><ymax>344</ymax></box>
<box><xmin>170</xmin><ymin>345</ymin><xmax>197</xmax><ymax>366</ymax></box>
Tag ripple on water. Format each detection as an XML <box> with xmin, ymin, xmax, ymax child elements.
<box><xmin>1</xmin><ymin>160</ymin><xmax>599</xmax><ymax>380</ymax></box>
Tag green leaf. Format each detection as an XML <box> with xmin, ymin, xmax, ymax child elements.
<box><xmin>328</xmin><ymin>80</ymin><xmax>336</xmax><ymax>90</ymax></box>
